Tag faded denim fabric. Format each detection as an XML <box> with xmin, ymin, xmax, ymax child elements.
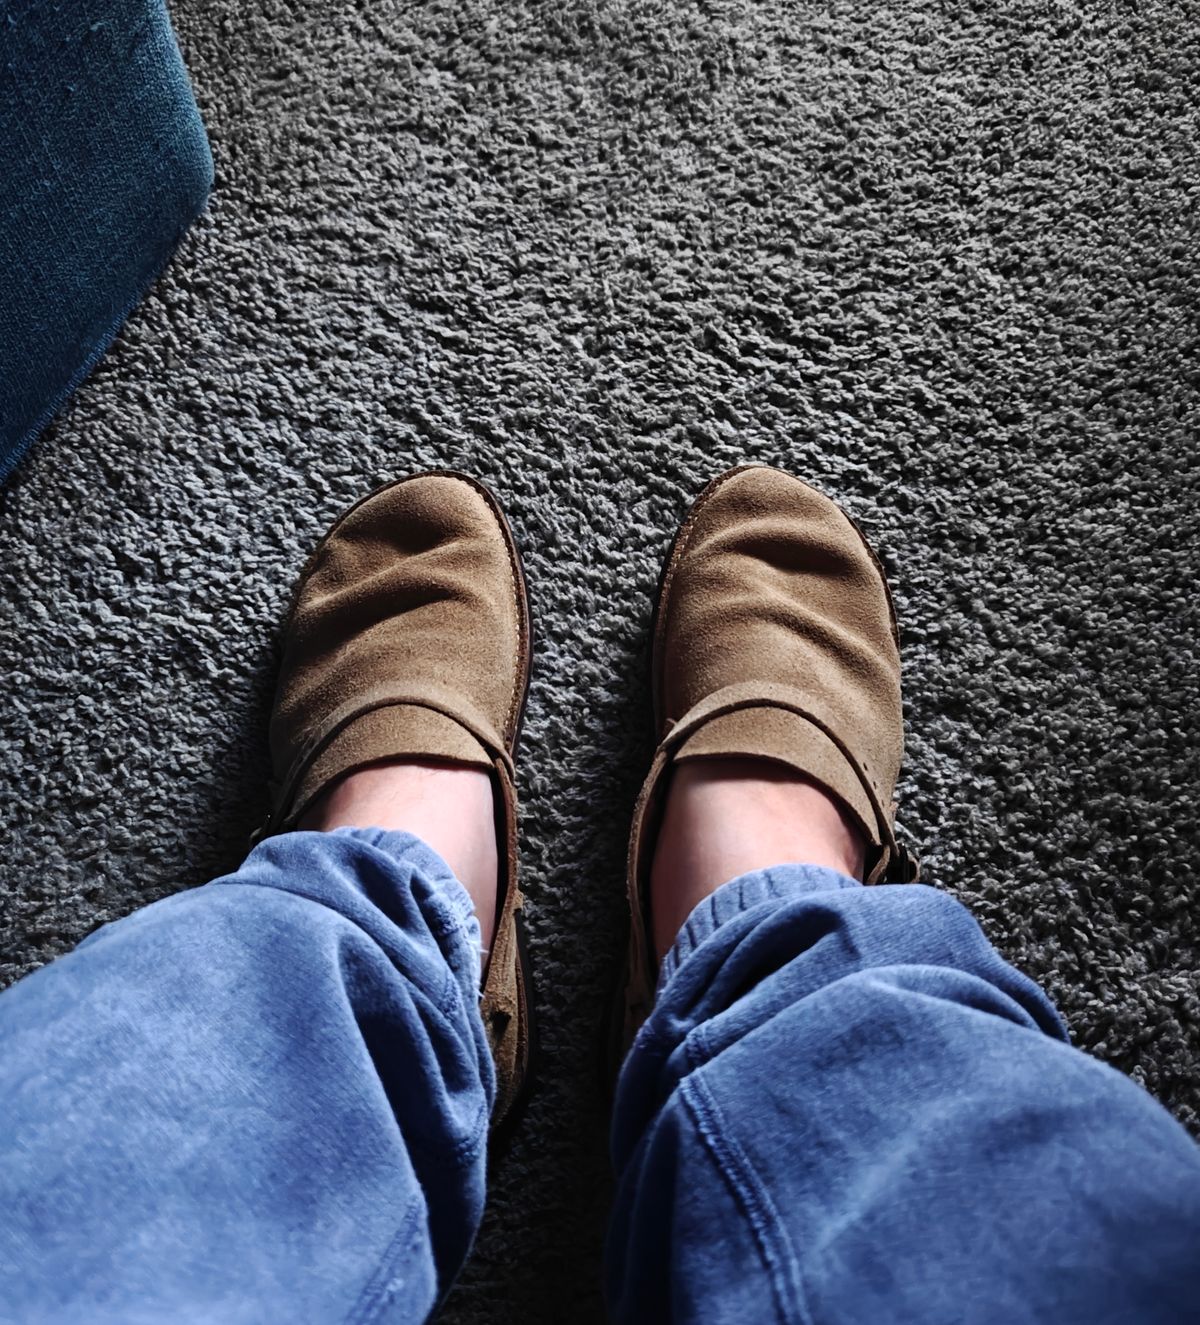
<box><xmin>0</xmin><ymin>829</ymin><xmax>490</xmax><ymax>1323</ymax></box>
<box><xmin>607</xmin><ymin>867</ymin><xmax>1200</xmax><ymax>1324</ymax></box>
<box><xmin>2</xmin><ymin>834</ymin><xmax>1199</xmax><ymax>1323</ymax></box>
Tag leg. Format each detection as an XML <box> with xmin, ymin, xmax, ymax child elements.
<box><xmin>0</xmin><ymin>472</ymin><xmax>537</xmax><ymax>1318</ymax></box>
<box><xmin>607</xmin><ymin>762</ymin><xmax>1200</xmax><ymax>1323</ymax></box>
<box><xmin>0</xmin><ymin>827</ymin><xmax>491</xmax><ymax>1323</ymax></box>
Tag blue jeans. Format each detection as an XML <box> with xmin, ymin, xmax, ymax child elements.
<box><xmin>1</xmin><ymin>829</ymin><xmax>1197</xmax><ymax>1322</ymax></box>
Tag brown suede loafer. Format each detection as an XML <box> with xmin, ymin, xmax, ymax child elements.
<box><xmin>622</xmin><ymin>464</ymin><xmax>919</xmax><ymax>1045</ymax></box>
<box><xmin>258</xmin><ymin>471</ymin><xmax>534</xmax><ymax>1135</ymax></box>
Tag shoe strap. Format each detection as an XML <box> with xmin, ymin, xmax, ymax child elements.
<box><xmin>623</xmin><ymin>681</ymin><xmax>919</xmax><ymax>1039</ymax></box>
<box><xmin>260</xmin><ymin>680</ymin><xmax>512</xmax><ymax>840</ymax></box>
<box><xmin>663</xmin><ymin>683</ymin><xmax>919</xmax><ymax>885</ymax></box>
<box><xmin>660</xmin><ymin>680</ymin><xmax>898</xmax><ymax>846</ymax></box>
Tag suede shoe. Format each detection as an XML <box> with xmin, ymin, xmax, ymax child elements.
<box><xmin>259</xmin><ymin>471</ymin><xmax>535</xmax><ymax>1134</ymax></box>
<box><xmin>622</xmin><ymin>464</ymin><xmax>919</xmax><ymax>1043</ymax></box>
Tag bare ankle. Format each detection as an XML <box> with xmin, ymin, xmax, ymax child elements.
<box><xmin>649</xmin><ymin>758</ymin><xmax>867</xmax><ymax>960</ymax></box>
<box><xmin>301</xmin><ymin>761</ymin><xmax>499</xmax><ymax>950</ymax></box>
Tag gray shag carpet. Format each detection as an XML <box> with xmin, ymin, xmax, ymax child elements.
<box><xmin>2</xmin><ymin>0</ymin><xmax>1198</xmax><ymax>1319</ymax></box>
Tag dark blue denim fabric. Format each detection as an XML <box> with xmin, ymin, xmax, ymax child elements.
<box><xmin>0</xmin><ymin>0</ymin><xmax>212</xmax><ymax>482</ymax></box>
<box><xmin>2</xmin><ymin>833</ymin><xmax>1198</xmax><ymax>1323</ymax></box>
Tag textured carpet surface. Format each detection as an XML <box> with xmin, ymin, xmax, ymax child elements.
<box><xmin>1</xmin><ymin>0</ymin><xmax>1198</xmax><ymax>1319</ymax></box>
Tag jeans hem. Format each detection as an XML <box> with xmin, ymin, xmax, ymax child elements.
<box><xmin>660</xmin><ymin>864</ymin><xmax>861</xmax><ymax>989</ymax></box>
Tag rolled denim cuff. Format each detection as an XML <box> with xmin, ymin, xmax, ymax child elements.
<box><xmin>659</xmin><ymin>863</ymin><xmax>861</xmax><ymax>991</ymax></box>
<box><xmin>328</xmin><ymin>827</ymin><xmax>486</xmax><ymax>987</ymax></box>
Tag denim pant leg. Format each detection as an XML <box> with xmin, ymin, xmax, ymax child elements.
<box><xmin>607</xmin><ymin>868</ymin><xmax>1200</xmax><ymax>1325</ymax></box>
<box><xmin>0</xmin><ymin>827</ymin><xmax>493</xmax><ymax>1325</ymax></box>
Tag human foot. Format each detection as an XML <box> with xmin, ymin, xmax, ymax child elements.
<box><xmin>260</xmin><ymin>472</ymin><xmax>535</xmax><ymax>1132</ymax></box>
<box><xmin>649</xmin><ymin>758</ymin><xmax>866</xmax><ymax>960</ymax></box>
<box><xmin>301</xmin><ymin>760</ymin><xmax>499</xmax><ymax>950</ymax></box>
<box><xmin>622</xmin><ymin>466</ymin><xmax>918</xmax><ymax>1047</ymax></box>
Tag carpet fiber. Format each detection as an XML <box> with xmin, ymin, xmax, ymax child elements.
<box><xmin>1</xmin><ymin>0</ymin><xmax>1197</xmax><ymax>1319</ymax></box>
